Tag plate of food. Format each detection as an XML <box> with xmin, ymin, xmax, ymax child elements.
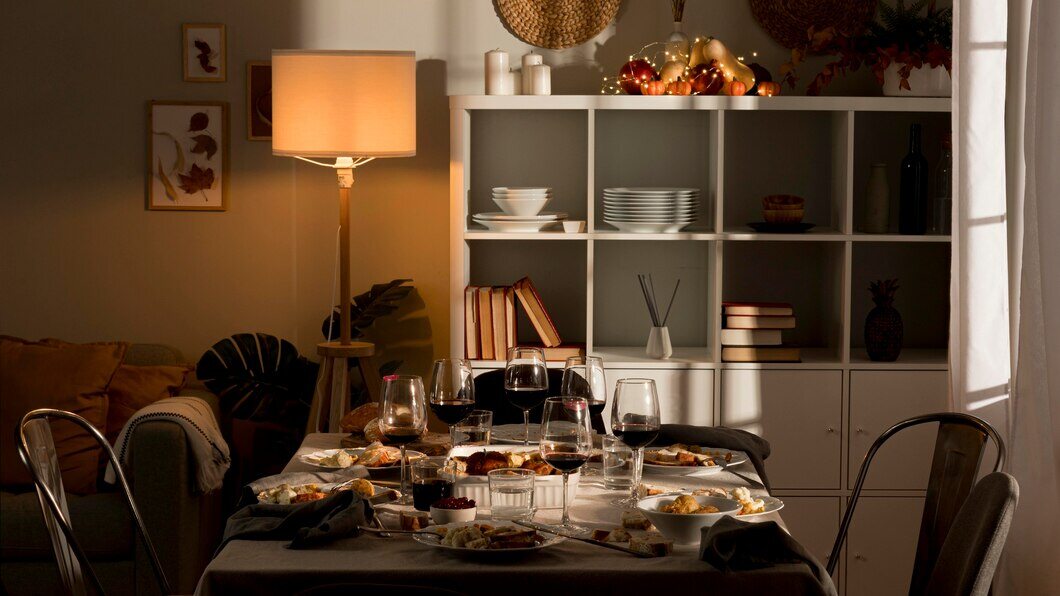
<box><xmin>412</xmin><ymin>521</ymin><xmax>564</xmax><ymax>555</ymax></box>
<box><xmin>642</xmin><ymin>444</ymin><xmax>747</xmax><ymax>475</ymax></box>
<box><xmin>299</xmin><ymin>442</ymin><xmax>427</xmax><ymax>471</ymax></box>
<box><xmin>255</xmin><ymin>478</ymin><xmax>384</xmax><ymax>504</ymax></box>
<box><xmin>689</xmin><ymin>486</ymin><xmax>784</xmax><ymax>518</ymax></box>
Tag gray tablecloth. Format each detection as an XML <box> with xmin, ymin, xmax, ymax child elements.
<box><xmin>196</xmin><ymin>434</ymin><xmax>822</xmax><ymax>596</ymax></box>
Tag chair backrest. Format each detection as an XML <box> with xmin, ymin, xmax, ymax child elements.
<box><xmin>826</xmin><ymin>412</ymin><xmax>1005</xmax><ymax>596</ymax></box>
<box><xmin>471</xmin><ymin>368</ymin><xmax>565</xmax><ymax>426</ymax></box>
<box><xmin>925</xmin><ymin>472</ymin><xmax>1018</xmax><ymax>596</ymax></box>
<box><xmin>15</xmin><ymin>408</ymin><xmax>173</xmax><ymax>596</ymax></box>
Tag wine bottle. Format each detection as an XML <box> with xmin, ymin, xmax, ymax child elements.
<box><xmin>899</xmin><ymin>124</ymin><xmax>929</xmax><ymax>234</ymax></box>
<box><xmin>931</xmin><ymin>133</ymin><xmax>953</xmax><ymax>235</ymax></box>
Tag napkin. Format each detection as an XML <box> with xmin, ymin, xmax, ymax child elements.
<box><xmin>238</xmin><ymin>466</ymin><xmax>370</xmax><ymax>508</ymax></box>
<box><xmin>700</xmin><ymin>516</ymin><xmax>837</xmax><ymax>596</ymax></box>
<box><xmin>219</xmin><ymin>490</ymin><xmax>374</xmax><ymax>554</ymax></box>
<box><xmin>650</xmin><ymin>424</ymin><xmax>772</xmax><ymax>489</ymax></box>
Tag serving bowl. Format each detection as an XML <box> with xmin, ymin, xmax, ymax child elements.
<box><xmin>492</xmin><ymin>196</ymin><xmax>551</xmax><ymax>217</ymax></box>
<box><xmin>447</xmin><ymin>445</ymin><xmax>579</xmax><ymax>509</ymax></box>
<box><xmin>430</xmin><ymin>504</ymin><xmax>478</xmax><ymax>524</ymax></box>
<box><xmin>636</xmin><ymin>494</ymin><xmax>741</xmax><ymax>544</ymax></box>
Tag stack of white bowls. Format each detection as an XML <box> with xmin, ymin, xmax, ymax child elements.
<box><xmin>603</xmin><ymin>187</ymin><xmax>700</xmax><ymax>233</ymax></box>
<box><xmin>473</xmin><ymin>187</ymin><xmax>566</xmax><ymax>232</ymax></box>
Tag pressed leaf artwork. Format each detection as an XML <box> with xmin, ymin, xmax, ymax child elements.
<box><xmin>189</xmin><ymin>112</ymin><xmax>209</xmax><ymax>132</ymax></box>
<box><xmin>194</xmin><ymin>39</ymin><xmax>218</xmax><ymax>73</ymax></box>
<box><xmin>178</xmin><ymin>163</ymin><xmax>215</xmax><ymax>197</ymax></box>
<box><xmin>150</xmin><ymin>102</ymin><xmax>225</xmax><ymax>210</ymax></box>
<box><xmin>157</xmin><ymin>158</ymin><xmax>179</xmax><ymax>202</ymax></box>
<box><xmin>190</xmin><ymin>134</ymin><xmax>218</xmax><ymax>159</ymax></box>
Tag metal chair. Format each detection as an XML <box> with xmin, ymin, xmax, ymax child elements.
<box><xmin>826</xmin><ymin>412</ymin><xmax>1005</xmax><ymax>595</ymax></box>
<box><xmin>15</xmin><ymin>408</ymin><xmax>173</xmax><ymax>596</ymax></box>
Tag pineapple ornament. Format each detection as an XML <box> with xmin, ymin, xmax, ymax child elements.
<box><xmin>865</xmin><ymin>279</ymin><xmax>904</xmax><ymax>361</ymax></box>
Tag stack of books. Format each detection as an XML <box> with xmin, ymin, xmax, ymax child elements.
<box><xmin>464</xmin><ymin>276</ymin><xmax>585</xmax><ymax>361</ymax></box>
<box><xmin>720</xmin><ymin>302</ymin><xmax>801</xmax><ymax>362</ymax></box>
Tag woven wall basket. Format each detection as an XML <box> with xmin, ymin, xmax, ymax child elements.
<box><xmin>496</xmin><ymin>0</ymin><xmax>622</xmax><ymax>50</ymax></box>
<box><xmin>749</xmin><ymin>0</ymin><xmax>876</xmax><ymax>49</ymax></box>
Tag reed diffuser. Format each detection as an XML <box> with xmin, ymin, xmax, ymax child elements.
<box><xmin>638</xmin><ymin>273</ymin><xmax>680</xmax><ymax>359</ymax></box>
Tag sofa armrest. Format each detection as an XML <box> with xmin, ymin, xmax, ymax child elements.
<box><xmin>180</xmin><ymin>384</ymin><xmax>220</xmax><ymax>420</ymax></box>
<box><xmin>128</xmin><ymin>406</ymin><xmax>222</xmax><ymax>594</ymax></box>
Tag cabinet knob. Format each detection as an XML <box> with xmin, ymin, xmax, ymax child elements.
<box><xmin>854</xmin><ymin>553</ymin><xmax>866</xmax><ymax>561</ymax></box>
<box><xmin>855</xmin><ymin>427</ymin><xmax>866</xmax><ymax>434</ymax></box>
<box><xmin>826</xmin><ymin>427</ymin><xmax>836</xmax><ymax>434</ymax></box>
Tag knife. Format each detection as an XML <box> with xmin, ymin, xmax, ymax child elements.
<box><xmin>512</xmin><ymin>521</ymin><xmax>658</xmax><ymax>558</ymax></box>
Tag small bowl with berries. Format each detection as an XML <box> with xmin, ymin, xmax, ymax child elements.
<box><xmin>430</xmin><ymin>497</ymin><xmax>477</xmax><ymax>525</ymax></box>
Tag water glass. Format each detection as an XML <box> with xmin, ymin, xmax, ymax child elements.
<box><xmin>452</xmin><ymin>410</ymin><xmax>493</xmax><ymax>446</ymax></box>
<box><xmin>602</xmin><ymin>434</ymin><xmax>634</xmax><ymax>490</ymax></box>
<box><xmin>487</xmin><ymin>468</ymin><xmax>536</xmax><ymax>521</ymax></box>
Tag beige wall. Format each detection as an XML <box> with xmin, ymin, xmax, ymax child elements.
<box><xmin>0</xmin><ymin>0</ymin><xmax>879</xmax><ymax>374</ymax></box>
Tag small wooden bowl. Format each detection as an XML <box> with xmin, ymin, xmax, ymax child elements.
<box><xmin>764</xmin><ymin>208</ymin><xmax>805</xmax><ymax>223</ymax></box>
<box><xmin>762</xmin><ymin>194</ymin><xmax>805</xmax><ymax>211</ymax></box>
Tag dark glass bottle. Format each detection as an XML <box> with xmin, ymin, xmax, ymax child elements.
<box><xmin>899</xmin><ymin>124</ymin><xmax>929</xmax><ymax>234</ymax></box>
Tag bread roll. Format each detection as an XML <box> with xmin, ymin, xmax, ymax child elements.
<box><xmin>629</xmin><ymin>535</ymin><xmax>673</xmax><ymax>556</ymax></box>
<box><xmin>341</xmin><ymin>402</ymin><xmax>380</xmax><ymax>433</ymax></box>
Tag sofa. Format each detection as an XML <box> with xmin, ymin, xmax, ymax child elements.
<box><xmin>0</xmin><ymin>344</ymin><xmax>222</xmax><ymax>596</ymax></box>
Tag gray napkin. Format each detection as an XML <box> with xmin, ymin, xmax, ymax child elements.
<box><xmin>219</xmin><ymin>490</ymin><xmax>374</xmax><ymax>553</ymax></box>
<box><xmin>700</xmin><ymin>516</ymin><xmax>837</xmax><ymax>596</ymax></box>
<box><xmin>239</xmin><ymin>466</ymin><xmax>370</xmax><ymax>507</ymax></box>
<box><xmin>651</xmin><ymin>424</ymin><xmax>772</xmax><ymax>489</ymax></box>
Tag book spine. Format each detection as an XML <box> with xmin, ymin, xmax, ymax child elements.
<box><xmin>464</xmin><ymin>286</ymin><xmax>479</xmax><ymax>359</ymax></box>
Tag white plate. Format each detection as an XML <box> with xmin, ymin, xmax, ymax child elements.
<box><xmin>604</xmin><ymin>187</ymin><xmax>700</xmax><ymax>194</ymax></box>
<box><xmin>492</xmin><ymin>187</ymin><xmax>552</xmax><ymax>194</ymax></box>
<box><xmin>492</xmin><ymin>423</ymin><xmax>541</xmax><ymax>445</ymax></box>
<box><xmin>472</xmin><ymin>211</ymin><xmax>566</xmax><ymax>221</ymax></box>
<box><xmin>604</xmin><ymin>221</ymin><xmax>693</xmax><ymax>233</ymax></box>
<box><xmin>474</xmin><ymin>220</ymin><xmax>559</xmax><ymax>233</ymax></box>
<box><xmin>299</xmin><ymin>447</ymin><xmax>427</xmax><ymax>471</ymax></box>
<box><xmin>641</xmin><ymin>448</ymin><xmax>748</xmax><ymax>475</ymax></box>
<box><xmin>604</xmin><ymin>217</ymin><xmax>698</xmax><ymax>223</ymax></box>
<box><xmin>603</xmin><ymin>204</ymin><xmax>699</xmax><ymax>211</ymax></box>
<box><xmin>411</xmin><ymin>521</ymin><xmax>565</xmax><ymax>555</ymax></box>
<box><xmin>603</xmin><ymin>194</ymin><xmax>700</xmax><ymax>200</ymax></box>
<box><xmin>733</xmin><ymin>495</ymin><xmax>785</xmax><ymax>518</ymax></box>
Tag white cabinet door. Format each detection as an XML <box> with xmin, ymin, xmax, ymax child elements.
<box><xmin>849</xmin><ymin>371</ymin><xmax>948</xmax><ymax>490</ymax></box>
<box><xmin>845</xmin><ymin>497</ymin><xmax>924</xmax><ymax>596</ymax></box>
<box><xmin>720</xmin><ymin>370</ymin><xmax>843</xmax><ymax>490</ymax></box>
<box><xmin>603</xmin><ymin>369</ymin><xmax>714</xmax><ymax>428</ymax></box>
<box><xmin>778</xmin><ymin>496</ymin><xmax>841</xmax><ymax>569</ymax></box>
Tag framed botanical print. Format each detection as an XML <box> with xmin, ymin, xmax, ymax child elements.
<box><xmin>183</xmin><ymin>23</ymin><xmax>226</xmax><ymax>82</ymax></box>
<box><xmin>246</xmin><ymin>61</ymin><xmax>272</xmax><ymax>140</ymax></box>
<box><xmin>147</xmin><ymin>101</ymin><xmax>228</xmax><ymax>211</ymax></box>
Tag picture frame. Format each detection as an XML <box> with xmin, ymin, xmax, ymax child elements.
<box><xmin>246</xmin><ymin>61</ymin><xmax>272</xmax><ymax>140</ymax></box>
<box><xmin>183</xmin><ymin>23</ymin><xmax>226</xmax><ymax>82</ymax></box>
<box><xmin>147</xmin><ymin>101</ymin><xmax>229</xmax><ymax>211</ymax></box>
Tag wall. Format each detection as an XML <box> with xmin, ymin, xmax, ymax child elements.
<box><xmin>0</xmin><ymin>0</ymin><xmax>881</xmax><ymax>374</ymax></box>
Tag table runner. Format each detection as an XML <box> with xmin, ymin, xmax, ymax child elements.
<box><xmin>197</xmin><ymin>434</ymin><xmax>822</xmax><ymax>596</ymax></box>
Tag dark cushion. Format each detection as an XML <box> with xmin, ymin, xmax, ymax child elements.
<box><xmin>0</xmin><ymin>490</ymin><xmax>133</xmax><ymax>560</ymax></box>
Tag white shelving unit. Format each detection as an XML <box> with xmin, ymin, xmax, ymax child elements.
<box><xmin>450</xmin><ymin>95</ymin><xmax>952</xmax><ymax>595</ymax></box>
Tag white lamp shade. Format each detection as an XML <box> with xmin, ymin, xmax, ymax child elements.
<box><xmin>271</xmin><ymin>50</ymin><xmax>416</xmax><ymax>158</ymax></box>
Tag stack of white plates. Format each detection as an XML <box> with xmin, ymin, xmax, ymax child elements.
<box><xmin>472</xmin><ymin>211</ymin><xmax>567</xmax><ymax>233</ymax></box>
<box><xmin>603</xmin><ymin>187</ymin><xmax>700</xmax><ymax>233</ymax></box>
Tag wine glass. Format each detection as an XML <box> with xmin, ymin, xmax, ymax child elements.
<box><xmin>561</xmin><ymin>356</ymin><xmax>607</xmax><ymax>433</ymax></box>
<box><xmin>504</xmin><ymin>347</ymin><xmax>548</xmax><ymax>446</ymax></box>
<box><xmin>380</xmin><ymin>375</ymin><xmax>428</xmax><ymax>504</ymax></box>
<box><xmin>609</xmin><ymin>378</ymin><xmax>660</xmax><ymax>508</ymax></box>
<box><xmin>540</xmin><ymin>397</ymin><xmax>592</xmax><ymax>532</ymax></box>
<box><xmin>428</xmin><ymin>358</ymin><xmax>475</xmax><ymax>448</ymax></box>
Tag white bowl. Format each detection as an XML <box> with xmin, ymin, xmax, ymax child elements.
<box><xmin>493</xmin><ymin>186</ymin><xmax>551</xmax><ymax>195</ymax></box>
<box><xmin>430</xmin><ymin>505</ymin><xmax>478</xmax><ymax>525</ymax></box>
<box><xmin>637</xmin><ymin>494</ymin><xmax>742</xmax><ymax>544</ymax></box>
<box><xmin>493</xmin><ymin>196</ymin><xmax>550</xmax><ymax>217</ymax></box>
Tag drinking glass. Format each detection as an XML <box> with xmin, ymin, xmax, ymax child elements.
<box><xmin>561</xmin><ymin>356</ymin><xmax>607</xmax><ymax>434</ymax></box>
<box><xmin>539</xmin><ymin>397</ymin><xmax>592</xmax><ymax>531</ymax></box>
<box><xmin>504</xmin><ymin>347</ymin><xmax>548</xmax><ymax>445</ymax></box>
<box><xmin>428</xmin><ymin>358</ymin><xmax>476</xmax><ymax>448</ymax></box>
<box><xmin>411</xmin><ymin>459</ymin><xmax>453</xmax><ymax>512</ymax></box>
<box><xmin>380</xmin><ymin>375</ymin><xmax>428</xmax><ymax>505</ymax></box>
<box><xmin>487</xmin><ymin>468</ymin><xmax>536</xmax><ymax>521</ymax></box>
<box><xmin>602</xmin><ymin>434</ymin><xmax>634</xmax><ymax>490</ymax></box>
<box><xmin>452</xmin><ymin>410</ymin><xmax>493</xmax><ymax>446</ymax></box>
<box><xmin>609</xmin><ymin>378</ymin><xmax>660</xmax><ymax>508</ymax></box>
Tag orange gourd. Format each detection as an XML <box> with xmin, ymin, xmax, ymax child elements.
<box><xmin>730</xmin><ymin>80</ymin><xmax>748</xmax><ymax>96</ymax></box>
<box><xmin>666</xmin><ymin>80</ymin><xmax>692</xmax><ymax>95</ymax></box>
<box><xmin>641</xmin><ymin>80</ymin><xmax>667</xmax><ymax>96</ymax></box>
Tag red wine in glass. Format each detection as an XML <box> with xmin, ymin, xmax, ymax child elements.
<box><xmin>383</xmin><ymin>429</ymin><xmax>422</xmax><ymax>445</ymax></box>
<box><xmin>430</xmin><ymin>400</ymin><xmax>475</xmax><ymax>425</ymax></box>
<box><xmin>412</xmin><ymin>478</ymin><xmax>454</xmax><ymax>511</ymax></box>
<box><xmin>544</xmin><ymin>451</ymin><xmax>590</xmax><ymax>472</ymax></box>
<box><xmin>506</xmin><ymin>386</ymin><xmax>548</xmax><ymax>411</ymax></box>
<box><xmin>613</xmin><ymin>424</ymin><xmax>659</xmax><ymax>448</ymax></box>
<box><xmin>587</xmin><ymin>400</ymin><xmax>606</xmax><ymax>419</ymax></box>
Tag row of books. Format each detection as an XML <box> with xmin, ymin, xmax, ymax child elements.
<box><xmin>720</xmin><ymin>302</ymin><xmax>801</xmax><ymax>362</ymax></box>
<box><xmin>464</xmin><ymin>277</ymin><xmax>584</xmax><ymax>361</ymax></box>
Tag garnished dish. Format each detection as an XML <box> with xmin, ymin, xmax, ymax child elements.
<box><xmin>430</xmin><ymin>497</ymin><xmax>477</xmax><ymax>524</ymax></box>
<box><xmin>255</xmin><ymin>478</ymin><xmax>376</xmax><ymax>504</ymax></box>
<box><xmin>300</xmin><ymin>442</ymin><xmax>427</xmax><ymax>470</ymax></box>
<box><xmin>636</xmin><ymin>494</ymin><xmax>742</xmax><ymax>544</ymax></box>
<box><xmin>412</xmin><ymin>522</ymin><xmax>564</xmax><ymax>554</ymax></box>
<box><xmin>447</xmin><ymin>449</ymin><xmax>563</xmax><ymax>477</ymax></box>
<box><xmin>659</xmin><ymin>494</ymin><xmax>720</xmax><ymax>514</ymax></box>
<box><xmin>644</xmin><ymin>444</ymin><xmax>736</xmax><ymax>467</ymax></box>
<box><xmin>692</xmin><ymin>486</ymin><xmax>778</xmax><ymax>517</ymax></box>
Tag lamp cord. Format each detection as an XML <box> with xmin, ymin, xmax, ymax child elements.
<box><xmin>326</xmin><ymin>224</ymin><xmax>341</xmax><ymax>342</ymax></box>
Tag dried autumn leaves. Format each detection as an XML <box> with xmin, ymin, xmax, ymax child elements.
<box><xmin>194</xmin><ymin>39</ymin><xmax>218</xmax><ymax>73</ymax></box>
<box><xmin>155</xmin><ymin>111</ymin><xmax>218</xmax><ymax>202</ymax></box>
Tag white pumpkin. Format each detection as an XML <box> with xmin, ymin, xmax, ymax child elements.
<box><xmin>659</xmin><ymin>60</ymin><xmax>689</xmax><ymax>84</ymax></box>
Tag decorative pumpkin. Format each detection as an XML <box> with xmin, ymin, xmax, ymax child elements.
<box><xmin>619</xmin><ymin>59</ymin><xmax>657</xmax><ymax>95</ymax></box>
<box><xmin>666</xmin><ymin>79</ymin><xmax>692</xmax><ymax>95</ymax></box>
<box><xmin>730</xmin><ymin>80</ymin><xmax>748</xmax><ymax>96</ymax></box>
<box><xmin>690</xmin><ymin>61</ymin><xmax>725</xmax><ymax>95</ymax></box>
<box><xmin>640</xmin><ymin>80</ymin><xmax>667</xmax><ymax>95</ymax></box>
<box><xmin>659</xmin><ymin>60</ymin><xmax>688</xmax><ymax>84</ymax></box>
<box><xmin>700</xmin><ymin>39</ymin><xmax>755</xmax><ymax>89</ymax></box>
<box><xmin>758</xmin><ymin>81</ymin><xmax>781</xmax><ymax>96</ymax></box>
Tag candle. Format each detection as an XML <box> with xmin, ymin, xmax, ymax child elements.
<box><xmin>501</xmin><ymin>70</ymin><xmax>517</xmax><ymax>95</ymax></box>
<box><xmin>521</xmin><ymin>52</ymin><xmax>543</xmax><ymax>95</ymax></box>
<box><xmin>529</xmin><ymin>64</ymin><xmax>551</xmax><ymax>95</ymax></box>
<box><xmin>484</xmin><ymin>49</ymin><xmax>509</xmax><ymax>95</ymax></box>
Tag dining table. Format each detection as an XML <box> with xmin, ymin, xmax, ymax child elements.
<box><xmin>195</xmin><ymin>433</ymin><xmax>826</xmax><ymax>596</ymax></box>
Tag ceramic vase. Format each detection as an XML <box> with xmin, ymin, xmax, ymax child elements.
<box><xmin>646</xmin><ymin>326</ymin><xmax>673</xmax><ymax>359</ymax></box>
<box><xmin>864</xmin><ymin>163</ymin><xmax>890</xmax><ymax>233</ymax></box>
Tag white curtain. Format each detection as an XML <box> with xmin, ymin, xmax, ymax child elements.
<box><xmin>956</xmin><ymin>0</ymin><xmax>1060</xmax><ymax>593</ymax></box>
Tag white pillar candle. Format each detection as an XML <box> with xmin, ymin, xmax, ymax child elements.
<box><xmin>484</xmin><ymin>49</ymin><xmax>509</xmax><ymax>95</ymax></box>
<box><xmin>521</xmin><ymin>52</ymin><xmax>543</xmax><ymax>95</ymax></box>
<box><xmin>501</xmin><ymin>70</ymin><xmax>517</xmax><ymax>95</ymax></box>
<box><xmin>529</xmin><ymin>64</ymin><xmax>551</xmax><ymax>95</ymax></box>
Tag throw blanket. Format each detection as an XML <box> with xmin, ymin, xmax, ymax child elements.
<box><xmin>651</xmin><ymin>424</ymin><xmax>773</xmax><ymax>489</ymax></box>
<box><xmin>220</xmin><ymin>490</ymin><xmax>373</xmax><ymax>553</ymax></box>
<box><xmin>239</xmin><ymin>467</ymin><xmax>369</xmax><ymax>508</ymax></box>
<box><xmin>701</xmin><ymin>516</ymin><xmax>837</xmax><ymax>596</ymax></box>
<box><xmin>104</xmin><ymin>395</ymin><xmax>230</xmax><ymax>493</ymax></box>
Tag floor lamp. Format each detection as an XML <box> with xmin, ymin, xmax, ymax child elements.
<box><xmin>272</xmin><ymin>50</ymin><xmax>417</xmax><ymax>433</ymax></box>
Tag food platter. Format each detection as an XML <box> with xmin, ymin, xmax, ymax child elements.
<box><xmin>411</xmin><ymin>521</ymin><xmax>565</xmax><ymax>556</ymax></box>
<box><xmin>299</xmin><ymin>447</ymin><xmax>427</xmax><ymax>471</ymax></box>
<box><xmin>642</xmin><ymin>446</ymin><xmax>748</xmax><ymax>476</ymax></box>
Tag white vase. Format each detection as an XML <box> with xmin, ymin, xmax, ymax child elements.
<box><xmin>646</xmin><ymin>326</ymin><xmax>673</xmax><ymax>359</ymax></box>
<box><xmin>864</xmin><ymin>163</ymin><xmax>890</xmax><ymax>234</ymax></box>
<box><xmin>882</xmin><ymin>63</ymin><xmax>952</xmax><ymax>97</ymax></box>
<box><xmin>666</xmin><ymin>22</ymin><xmax>690</xmax><ymax>63</ymax></box>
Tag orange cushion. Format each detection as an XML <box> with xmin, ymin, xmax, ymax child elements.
<box><xmin>0</xmin><ymin>337</ymin><xmax>127</xmax><ymax>494</ymax></box>
<box><xmin>105</xmin><ymin>364</ymin><xmax>191</xmax><ymax>444</ymax></box>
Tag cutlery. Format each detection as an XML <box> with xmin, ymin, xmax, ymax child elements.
<box><xmin>512</xmin><ymin>521</ymin><xmax>657</xmax><ymax>558</ymax></box>
<box><xmin>358</xmin><ymin>526</ymin><xmax>438</xmax><ymax>538</ymax></box>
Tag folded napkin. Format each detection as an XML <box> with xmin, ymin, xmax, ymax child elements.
<box><xmin>651</xmin><ymin>424</ymin><xmax>772</xmax><ymax>489</ymax></box>
<box><xmin>700</xmin><ymin>517</ymin><xmax>837</xmax><ymax>596</ymax></box>
<box><xmin>238</xmin><ymin>466</ymin><xmax>370</xmax><ymax>508</ymax></box>
<box><xmin>219</xmin><ymin>490</ymin><xmax>374</xmax><ymax>554</ymax></box>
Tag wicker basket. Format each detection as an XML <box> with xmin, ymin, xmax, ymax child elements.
<box><xmin>496</xmin><ymin>0</ymin><xmax>622</xmax><ymax>50</ymax></box>
<box><xmin>748</xmin><ymin>0</ymin><xmax>876</xmax><ymax>49</ymax></box>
